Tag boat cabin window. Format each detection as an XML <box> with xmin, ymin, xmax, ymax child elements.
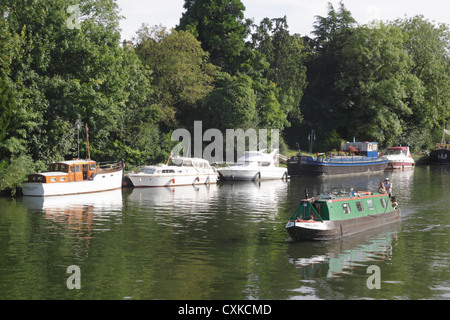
<box><xmin>367</xmin><ymin>199</ymin><xmax>375</xmax><ymax>210</ymax></box>
<box><xmin>49</xmin><ymin>163</ymin><xmax>69</xmax><ymax>172</ymax></box>
<box><xmin>143</xmin><ymin>168</ymin><xmax>156</xmax><ymax>174</ymax></box>
<box><xmin>31</xmin><ymin>175</ymin><xmax>44</xmax><ymax>182</ymax></box>
<box><xmin>59</xmin><ymin>177</ymin><xmax>66</xmax><ymax>182</ymax></box>
<box><xmin>387</xmin><ymin>149</ymin><xmax>403</xmax><ymax>155</ymax></box>
<box><xmin>89</xmin><ymin>163</ymin><xmax>96</xmax><ymax>171</ymax></box>
<box><xmin>193</xmin><ymin>161</ymin><xmax>203</xmax><ymax>168</ymax></box>
<box><xmin>342</xmin><ymin>203</ymin><xmax>351</xmax><ymax>214</ymax></box>
<box><xmin>183</xmin><ymin>160</ymin><xmax>193</xmax><ymax>167</ymax></box>
<box><xmin>356</xmin><ymin>201</ymin><xmax>364</xmax><ymax>212</ymax></box>
<box><xmin>162</xmin><ymin>169</ymin><xmax>175</xmax><ymax>174</ymax></box>
<box><xmin>380</xmin><ymin>198</ymin><xmax>387</xmax><ymax>208</ymax></box>
<box><xmin>75</xmin><ymin>165</ymin><xmax>80</xmax><ymax>172</ymax></box>
<box><xmin>50</xmin><ymin>177</ymin><xmax>57</xmax><ymax>182</ymax></box>
<box><xmin>70</xmin><ymin>165</ymin><xmax>75</xmax><ymax>173</ymax></box>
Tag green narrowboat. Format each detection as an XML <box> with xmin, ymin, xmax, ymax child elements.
<box><xmin>286</xmin><ymin>189</ymin><xmax>401</xmax><ymax>241</ymax></box>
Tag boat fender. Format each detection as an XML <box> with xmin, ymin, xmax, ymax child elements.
<box><xmin>196</xmin><ymin>176</ymin><xmax>200</xmax><ymax>182</ymax></box>
<box><xmin>172</xmin><ymin>178</ymin><xmax>175</xmax><ymax>184</ymax></box>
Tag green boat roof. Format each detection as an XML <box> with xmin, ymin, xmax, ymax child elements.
<box><xmin>291</xmin><ymin>189</ymin><xmax>396</xmax><ymax>222</ymax></box>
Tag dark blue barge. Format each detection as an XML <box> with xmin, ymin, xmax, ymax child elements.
<box><xmin>288</xmin><ymin>141</ymin><xmax>388</xmax><ymax>176</ymax></box>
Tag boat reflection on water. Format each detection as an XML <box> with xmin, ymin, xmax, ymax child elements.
<box><xmin>126</xmin><ymin>179</ymin><xmax>289</xmax><ymax>221</ymax></box>
<box><xmin>23</xmin><ymin>189</ymin><xmax>123</xmax><ymax>214</ymax></box>
<box><xmin>126</xmin><ymin>183</ymin><xmax>219</xmax><ymax>211</ymax></box>
<box><xmin>22</xmin><ymin>190</ymin><xmax>123</xmax><ymax>256</ymax></box>
<box><xmin>286</xmin><ymin>222</ymin><xmax>401</xmax><ymax>279</ymax></box>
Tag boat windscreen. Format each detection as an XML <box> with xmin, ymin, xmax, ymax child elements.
<box><xmin>143</xmin><ymin>168</ymin><xmax>157</xmax><ymax>174</ymax></box>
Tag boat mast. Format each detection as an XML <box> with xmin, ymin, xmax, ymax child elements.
<box><xmin>75</xmin><ymin>119</ymin><xmax>82</xmax><ymax>159</ymax></box>
<box><xmin>308</xmin><ymin>130</ymin><xmax>315</xmax><ymax>155</ymax></box>
<box><xmin>86</xmin><ymin>123</ymin><xmax>91</xmax><ymax>159</ymax></box>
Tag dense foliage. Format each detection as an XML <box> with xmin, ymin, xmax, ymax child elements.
<box><xmin>0</xmin><ymin>0</ymin><xmax>449</xmax><ymax>193</ymax></box>
<box><xmin>287</xmin><ymin>2</ymin><xmax>450</xmax><ymax>151</ymax></box>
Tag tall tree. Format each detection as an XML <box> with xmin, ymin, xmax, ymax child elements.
<box><xmin>290</xmin><ymin>1</ymin><xmax>356</xmax><ymax>150</ymax></box>
<box><xmin>177</xmin><ymin>0</ymin><xmax>248</xmax><ymax>74</ymax></box>
<box><xmin>396</xmin><ymin>16</ymin><xmax>450</xmax><ymax>148</ymax></box>
<box><xmin>134</xmin><ymin>25</ymin><xmax>218</xmax><ymax>127</ymax></box>
<box><xmin>0</xmin><ymin>0</ymin><xmax>166</xmax><ymax>194</ymax></box>
<box><xmin>250</xmin><ymin>16</ymin><xmax>308</xmax><ymax>125</ymax></box>
<box><xmin>335</xmin><ymin>24</ymin><xmax>421</xmax><ymax>147</ymax></box>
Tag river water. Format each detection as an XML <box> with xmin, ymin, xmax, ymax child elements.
<box><xmin>0</xmin><ymin>165</ymin><xmax>449</xmax><ymax>300</ymax></box>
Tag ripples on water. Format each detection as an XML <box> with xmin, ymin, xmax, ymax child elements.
<box><xmin>0</xmin><ymin>166</ymin><xmax>449</xmax><ymax>299</ymax></box>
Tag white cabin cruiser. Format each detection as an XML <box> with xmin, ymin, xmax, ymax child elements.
<box><xmin>384</xmin><ymin>146</ymin><xmax>415</xmax><ymax>170</ymax></box>
<box><xmin>127</xmin><ymin>156</ymin><xmax>217</xmax><ymax>187</ymax></box>
<box><xmin>217</xmin><ymin>149</ymin><xmax>288</xmax><ymax>181</ymax></box>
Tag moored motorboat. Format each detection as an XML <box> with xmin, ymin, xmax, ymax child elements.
<box><xmin>286</xmin><ymin>189</ymin><xmax>400</xmax><ymax>241</ymax></box>
<box><xmin>127</xmin><ymin>156</ymin><xmax>217</xmax><ymax>187</ymax></box>
<box><xmin>384</xmin><ymin>146</ymin><xmax>415</xmax><ymax>170</ymax></box>
<box><xmin>217</xmin><ymin>149</ymin><xmax>287</xmax><ymax>181</ymax></box>
<box><xmin>22</xmin><ymin>159</ymin><xmax>124</xmax><ymax>197</ymax></box>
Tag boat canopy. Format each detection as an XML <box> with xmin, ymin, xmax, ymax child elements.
<box><xmin>170</xmin><ymin>156</ymin><xmax>212</xmax><ymax>169</ymax></box>
<box><xmin>236</xmin><ymin>149</ymin><xmax>279</xmax><ymax>164</ymax></box>
<box><xmin>386</xmin><ymin>147</ymin><xmax>411</xmax><ymax>156</ymax></box>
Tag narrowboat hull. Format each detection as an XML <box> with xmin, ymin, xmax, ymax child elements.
<box><xmin>22</xmin><ymin>169</ymin><xmax>123</xmax><ymax>196</ymax></box>
<box><xmin>287</xmin><ymin>156</ymin><xmax>388</xmax><ymax>176</ymax></box>
<box><xmin>286</xmin><ymin>208</ymin><xmax>401</xmax><ymax>241</ymax></box>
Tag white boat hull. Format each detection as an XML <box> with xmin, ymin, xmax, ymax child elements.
<box><xmin>218</xmin><ymin>167</ymin><xmax>287</xmax><ymax>181</ymax></box>
<box><xmin>128</xmin><ymin>172</ymin><xmax>218</xmax><ymax>187</ymax></box>
<box><xmin>384</xmin><ymin>156</ymin><xmax>415</xmax><ymax>170</ymax></box>
<box><xmin>22</xmin><ymin>169</ymin><xmax>123</xmax><ymax>196</ymax></box>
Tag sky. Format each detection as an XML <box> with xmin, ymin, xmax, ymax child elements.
<box><xmin>116</xmin><ymin>0</ymin><xmax>450</xmax><ymax>41</ymax></box>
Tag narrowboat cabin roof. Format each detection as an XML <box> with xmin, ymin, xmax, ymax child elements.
<box><xmin>289</xmin><ymin>189</ymin><xmax>396</xmax><ymax>222</ymax></box>
<box><xmin>286</xmin><ymin>188</ymin><xmax>401</xmax><ymax>240</ymax></box>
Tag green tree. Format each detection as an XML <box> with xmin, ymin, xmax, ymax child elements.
<box><xmin>134</xmin><ymin>25</ymin><xmax>218</xmax><ymax>127</ymax></box>
<box><xmin>250</xmin><ymin>16</ymin><xmax>308</xmax><ymax>125</ymax></box>
<box><xmin>177</xmin><ymin>0</ymin><xmax>248</xmax><ymax>74</ymax></box>
<box><xmin>0</xmin><ymin>0</ymin><xmax>165</xmax><ymax>193</ymax></box>
<box><xmin>335</xmin><ymin>24</ymin><xmax>421</xmax><ymax>147</ymax></box>
<box><xmin>290</xmin><ymin>1</ymin><xmax>355</xmax><ymax>149</ymax></box>
<box><xmin>203</xmin><ymin>73</ymin><xmax>256</xmax><ymax>130</ymax></box>
<box><xmin>396</xmin><ymin>16</ymin><xmax>450</xmax><ymax>149</ymax></box>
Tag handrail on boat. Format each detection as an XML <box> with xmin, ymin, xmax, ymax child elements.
<box><xmin>96</xmin><ymin>160</ymin><xmax>124</xmax><ymax>171</ymax></box>
<box><xmin>291</xmin><ymin>200</ymin><xmax>324</xmax><ymax>223</ymax></box>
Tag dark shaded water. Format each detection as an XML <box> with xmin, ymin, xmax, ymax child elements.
<box><xmin>0</xmin><ymin>165</ymin><xmax>449</xmax><ymax>300</ymax></box>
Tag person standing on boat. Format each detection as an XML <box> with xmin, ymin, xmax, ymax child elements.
<box><xmin>384</xmin><ymin>178</ymin><xmax>392</xmax><ymax>197</ymax></box>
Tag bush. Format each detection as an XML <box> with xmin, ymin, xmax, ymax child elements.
<box><xmin>0</xmin><ymin>155</ymin><xmax>37</xmax><ymax>196</ymax></box>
